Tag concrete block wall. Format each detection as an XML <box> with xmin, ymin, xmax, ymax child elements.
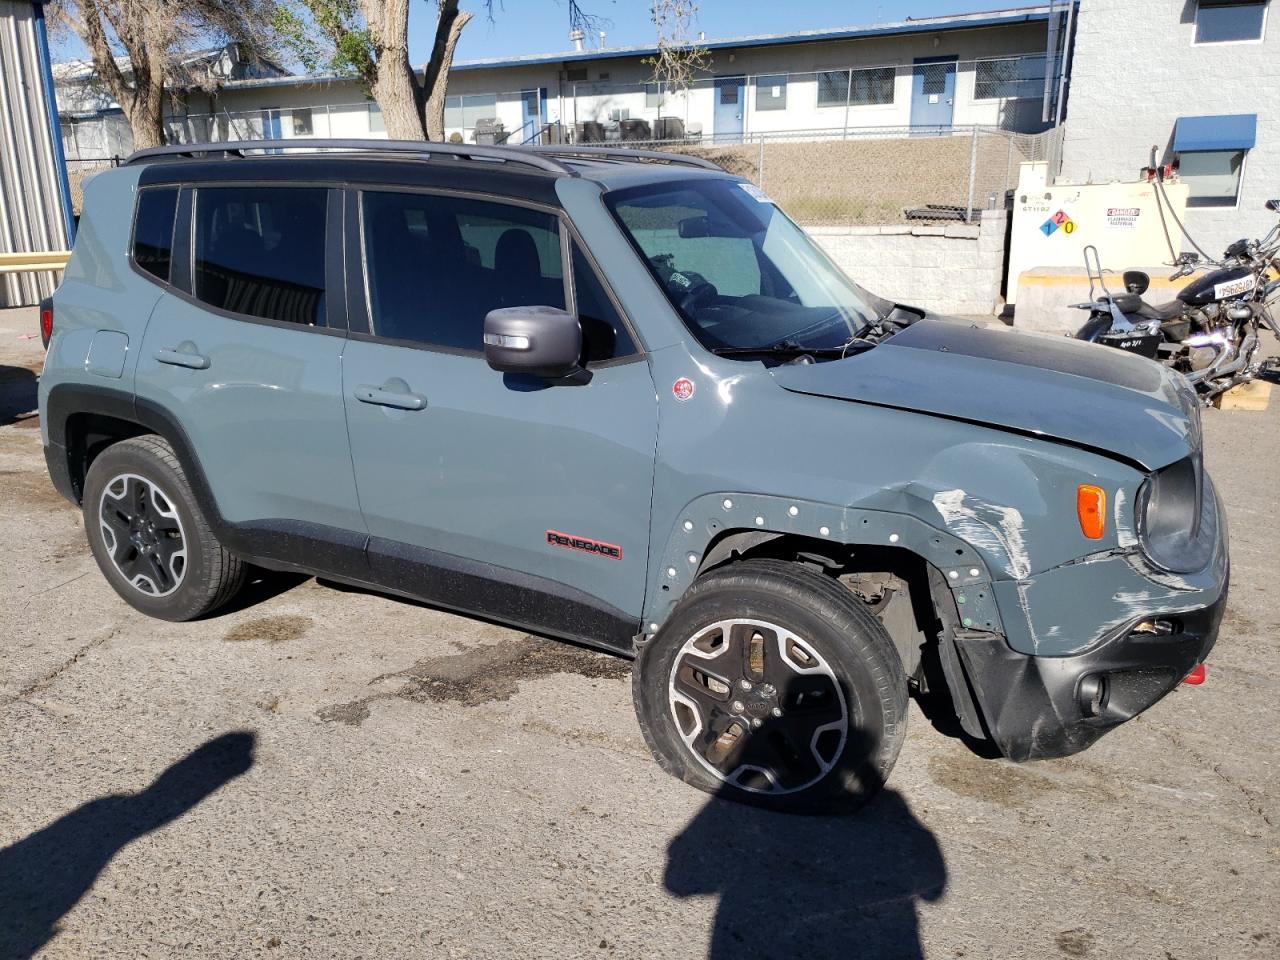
<box><xmin>1059</xmin><ymin>0</ymin><xmax>1280</xmax><ymax>256</ymax></box>
<box><xmin>810</xmin><ymin>209</ymin><xmax>1007</xmax><ymax>316</ymax></box>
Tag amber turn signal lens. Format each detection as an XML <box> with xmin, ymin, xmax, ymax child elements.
<box><xmin>1077</xmin><ymin>484</ymin><xmax>1106</xmax><ymax>540</ymax></box>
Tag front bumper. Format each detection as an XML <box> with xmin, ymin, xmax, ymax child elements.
<box><xmin>954</xmin><ymin>594</ymin><xmax>1224</xmax><ymax>761</ymax></box>
<box><xmin>954</xmin><ymin>479</ymin><xmax>1229</xmax><ymax>762</ymax></box>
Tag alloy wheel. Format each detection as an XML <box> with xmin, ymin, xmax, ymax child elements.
<box><xmin>98</xmin><ymin>473</ymin><xmax>188</xmax><ymax>598</ymax></box>
<box><xmin>667</xmin><ymin>618</ymin><xmax>849</xmax><ymax>794</ymax></box>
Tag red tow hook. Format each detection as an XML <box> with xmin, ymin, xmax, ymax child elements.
<box><xmin>1183</xmin><ymin>663</ymin><xmax>1207</xmax><ymax>686</ymax></box>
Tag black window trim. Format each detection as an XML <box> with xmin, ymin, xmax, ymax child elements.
<box><xmin>128</xmin><ymin>184</ymin><xmax>181</xmax><ymax>291</ymax></box>
<box><xmin>350</xmin><ymin>183</ymin><xmax>645</xmax><ymax>367</ymax></box>
<box><xmin>181</xmin><ymin>180</ymin><xmax>344</xmax><ymax>336</ymax></box>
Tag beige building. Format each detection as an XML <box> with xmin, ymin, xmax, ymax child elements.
<box><xmin>58</xmin><ymin>5</ymin><xmax>1071</xmax><ymax>157</ymax></box>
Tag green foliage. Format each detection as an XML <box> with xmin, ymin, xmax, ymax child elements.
<box><xmin>274</xmin><ymin>0</ymin><xmax>375</xmax><ymax>87</ymax></box>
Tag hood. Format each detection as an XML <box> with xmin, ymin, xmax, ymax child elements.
<box><xmin>769</xmin><ymin>318</ymin><xmax>1199</xmax><ymax>470</ymax></box>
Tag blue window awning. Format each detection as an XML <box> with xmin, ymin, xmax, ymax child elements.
<box><xmin>1173</xmin><ymin>114</ymin><xmax>1257</xmax><ymax>152</ymax></box>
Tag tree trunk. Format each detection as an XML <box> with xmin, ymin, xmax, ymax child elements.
<box><xmin>73</xmin><ymin>0</ymin><xmax>166</xmax><ymax>152</ymax></box>
<box><xmin>126</xmin><ymin>61</ymin><xmax>168</xmax><ymax>149</ymax></box>
<box><xmin>125</xmin><ymin>101</ymin><xmax>167</xmax><ymax>149</ymax></box>
<box><xmin>423</xmin><ymin>2</ymin><xmax>472</xmax><ymax>142</ymax></box>
<box><xmin>361</xmin><ymin>0</ymin><xmax>426</xmax><ymax>141</ymax></box>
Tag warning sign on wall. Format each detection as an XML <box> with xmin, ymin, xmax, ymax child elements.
<box><xmin>1106</xmin><ymin>207</ymin><xmax>1141</xmax><ymax>230</ymax></box>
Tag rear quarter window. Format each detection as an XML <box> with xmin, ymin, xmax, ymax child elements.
<box><xmin>132</xmin><ymin>187</ymin><xmax>179</xmax><ymax>283</ymax></box>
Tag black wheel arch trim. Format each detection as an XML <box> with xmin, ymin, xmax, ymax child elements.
<box><xmin>43</xmin><ymin>382</ymin><xmax>638</xmax><ymax>653</ymax></box>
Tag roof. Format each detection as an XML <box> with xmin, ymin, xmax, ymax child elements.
<box><xmin>209</xmin><ymin>4</ymin><xmax>1060</xmax><ymax>93</ymax></box>
<box><xmin>53</xmin><ymin>46</ymin><xmax>224</xmax><ymax>83</ymax></box>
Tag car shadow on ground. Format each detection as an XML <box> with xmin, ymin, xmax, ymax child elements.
<box><xmin>0</xmin><ymin>731</ymin><xmax>255</xmax><ymax>960</ymax></box>
<box><xmin>0</xmin><ymin>365</ymin><xmax>38</xmax><ymax>428</ymax></box>
<box><xmin>665</xmin><ymin>731</ymin><xmax>946</xmax><ymax>960</ymax></box>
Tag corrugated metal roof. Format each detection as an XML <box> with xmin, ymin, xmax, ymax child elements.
<box><xmin>208</xmin><ymin>4</ymin><xmax>1057</xmax><ymax>93</ymax></box>
<box><xmin>1</xmin><ymin>0</ymin><xmax>72</xmax><ymax>305</ymax></box>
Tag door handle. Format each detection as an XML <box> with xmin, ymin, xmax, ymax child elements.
<box><xmin>354</xmin><ymin>384</ymin><xmax>427</xmax><ymax>411</ymax></box>
<box><xmin>154</xmin><ymin>347</ymin><xmax>210</xmax><ymax>370</ymax></box>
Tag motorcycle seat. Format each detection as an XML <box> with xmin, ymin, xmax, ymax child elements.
<box><xmin>1103</xmin><ymin>294</ymin><xmax>1183</xmax><ymax>322</ymax></box>
<box><xmin>1134</xmin><ymin>299</ymin><xmax>1184</xmax><ymax>321</ymax></box>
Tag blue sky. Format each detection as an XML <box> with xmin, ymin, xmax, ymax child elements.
<box><xmin>438</xmin><ymin>1</ymin><xmax>1022</xmax><ymax>62</ymax></box>
<box><xmin>52</xmin><ymin>1</ymin><xmax>1024</xmax><ymax>65</ymax></box>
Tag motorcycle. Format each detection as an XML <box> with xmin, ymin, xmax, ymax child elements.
<box><xmin>1072</xmin><ymin>199</ymin><xmax>1280</xmax><ymax>404</ymax></box>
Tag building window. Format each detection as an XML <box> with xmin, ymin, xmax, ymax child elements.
<box><xmin>566</xmin><ymin>67</ymin><xmax>588</xmax><ymax>82</ymax></box>
<box><xmin>1173</xmin><ymin>113</ymin><xmax>1255</xmax><ymax>207</ymax></box>
<box><xmin>819</xmin><ymin>68</ymin><xmax>894</xmax><ymax>107</ymax></box>
<box><xmin>443</xmin><ymin>94</ymin><xmax>498</xmax><ymax>131</ymax></box>
<box><xmin>645</xmin><ymin>83</ymin><xmax>664</xmax><ymax>108</ymax></box>
<box><xmin>291</xmin><ymin>108</ymin><xmax>313</xmax><ymax>136</ymax></box>
<box><xmin>973</xmin><ymin>55</ymin><xmax>1048</xmax><ymax>100</ymax></box>
<box><xmin>1194</xmin><ymin>0</ymin><xmax>1267</xmax><ymax>43</ymax></box>
<box><xmin>755</xmin><ymin>74</ymin><xmax>788</xmax><ymax>111</ymax></box>
<box><xmin>368</xmin><ymin>103</ymin><xmax>385</xmax><ymax>133</ymax></box>
<box><xmin>1180</xmin><ymin>151</ymin><xmax>1246</xmax><ymax>207</ymax></box>
<box><xmin>850</xmin><ymin>67</ymin><xmax>895</xmax><ymax>106</ymax></box>
<box><xmin>816</xmin><ymin>70</ymin><xmax>849</xmax><ymax>107</ymax></box>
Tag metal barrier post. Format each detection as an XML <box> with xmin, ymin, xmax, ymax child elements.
<box><xmin>966</xmin><ymin>125</ymin><xmax>980</xmax><ymax>223</ymax></box>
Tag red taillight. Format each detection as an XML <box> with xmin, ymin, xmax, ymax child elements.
<box><xmin>39</xmin><ymin>304</ymin><xmax>53</xmax><ymax>348</ymax></box>
<box><xmin>1183</xmin><ymin>663</ymin><xmax>1206</xmax><ymax>685</ymax></box>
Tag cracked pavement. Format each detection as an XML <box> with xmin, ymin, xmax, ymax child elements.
<box><xmin>1</xmin><ymin>306</ymin><xmax>1277</xmax><ymax>959</ymax></box>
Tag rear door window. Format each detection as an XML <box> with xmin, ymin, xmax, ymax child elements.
<box><xmin>361</xmin><ymin>191</ymin><xmax>565</xmax><ymax>351</ymax></box>
<box><xmin>193</xmin><ymin>186</ymin><xmax>328</xmax><ymax>326</ymax></box>
<box><xmin>132</xmin><ymin>187</ymin><xmax>179</xmax><ymax>283</ymax></box>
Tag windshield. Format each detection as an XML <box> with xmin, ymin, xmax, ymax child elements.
<box><xmin>606</xmin><ymin>178</ymin><xmax>889</xmax><ymax>353</ymax></box>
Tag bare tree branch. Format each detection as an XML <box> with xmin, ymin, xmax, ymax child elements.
<box><xmin>54</xmin><ymin>0</ymin><xmax>285</xmax><ymax>149</ymax></box>
<box><xmin>645</xmin><ymin>0</ymin><xmax>710</xmax><ymax>91</ymax></box>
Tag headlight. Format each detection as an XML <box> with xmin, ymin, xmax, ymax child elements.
<box><xmin>1136</xmin><ymin>456</ymin><xmax>1215</xmax><ymax>573</ymax></box>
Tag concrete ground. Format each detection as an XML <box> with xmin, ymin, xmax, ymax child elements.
<box><xmin>1</xmin><ymin>304</ymin><xmax>1276</xmax><ymax>960</ymax></box>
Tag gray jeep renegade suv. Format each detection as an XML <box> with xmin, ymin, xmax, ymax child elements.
<box><xmin>39</xmin><ymin>140</ymin><xmax>1227</xmax><ymax>813</ymax></box>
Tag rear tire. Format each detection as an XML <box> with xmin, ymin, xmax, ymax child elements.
<box><xmin>83</xmin><ymin>435</ymin><xmax>245</xmax><ymax>621</ymax></box>
<box><xmin>633</xmin><ymin>559</ymin><xmax>907</xmax><ymax>814</ymax></box>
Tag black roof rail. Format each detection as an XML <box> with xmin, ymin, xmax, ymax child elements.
<box><xmin>123</xmin><ymin>139</ymin><xmax>578</xmax><ymax>176</ymax></box>
<box><xmin>522</xmin><ymin>143</ymin><xmax>722</xmax><ymax>171</ymax></box>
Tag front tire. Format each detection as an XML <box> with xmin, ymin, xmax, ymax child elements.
<box><xmin>633</xmin><ymin>559</ymin><xmax>907</xmax><ymax>814</ymax></box>
<box><xmin>83</xmin><ymin>435</ymin><xmax>245</xmax><ymax>621</ymax></box>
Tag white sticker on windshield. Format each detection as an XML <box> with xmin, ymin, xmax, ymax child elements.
<box><xmin>738</xmin><ymin>182</ymin><xmax>773</xmax><ymax>204</ymax></box>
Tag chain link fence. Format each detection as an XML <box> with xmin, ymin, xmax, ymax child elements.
<box><xmin>59</xmin><ymin>112</ymin><xmax>1062</xmax><ymax>227</ymax></box>
<box><xmin>647</xmin><ymin>126</ymin><xmax>1063</xmax><ymax>226</ymax></box>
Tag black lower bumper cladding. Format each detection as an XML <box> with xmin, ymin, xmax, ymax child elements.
<box><xmin>954</xmin><ymin>593</ymin><xmax>1226</xmax><ymax>762</ymax></box>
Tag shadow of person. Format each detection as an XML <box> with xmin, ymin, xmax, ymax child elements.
<box><xmin>0</xmin><ymin>731</ymin><xmax>256</xmax><ymax>960</ymax></box>
<box><xmin>665</xmin><ymin>731</ymin><xmax>945</xmax><ymax>960</ymax></box>
<box><xmin>0</xmin><ymin>365</ymin><xmax>38</xmax><ymax>428</ymax></box>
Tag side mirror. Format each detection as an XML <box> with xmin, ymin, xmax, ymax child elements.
<box><xmin>483</xmin><ymin>305</ymin><xmax>582</xmax><ymax>380</ymax></box>
<box><xmin>1123</xmin><ymin>270</ymin><xmax>1150</xmax><ymax>295</ymax></box>
<box><xmin>1266</xmin><ymin>199</ymin><xmax>1280</xmax><ymax>212</ymax></box>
